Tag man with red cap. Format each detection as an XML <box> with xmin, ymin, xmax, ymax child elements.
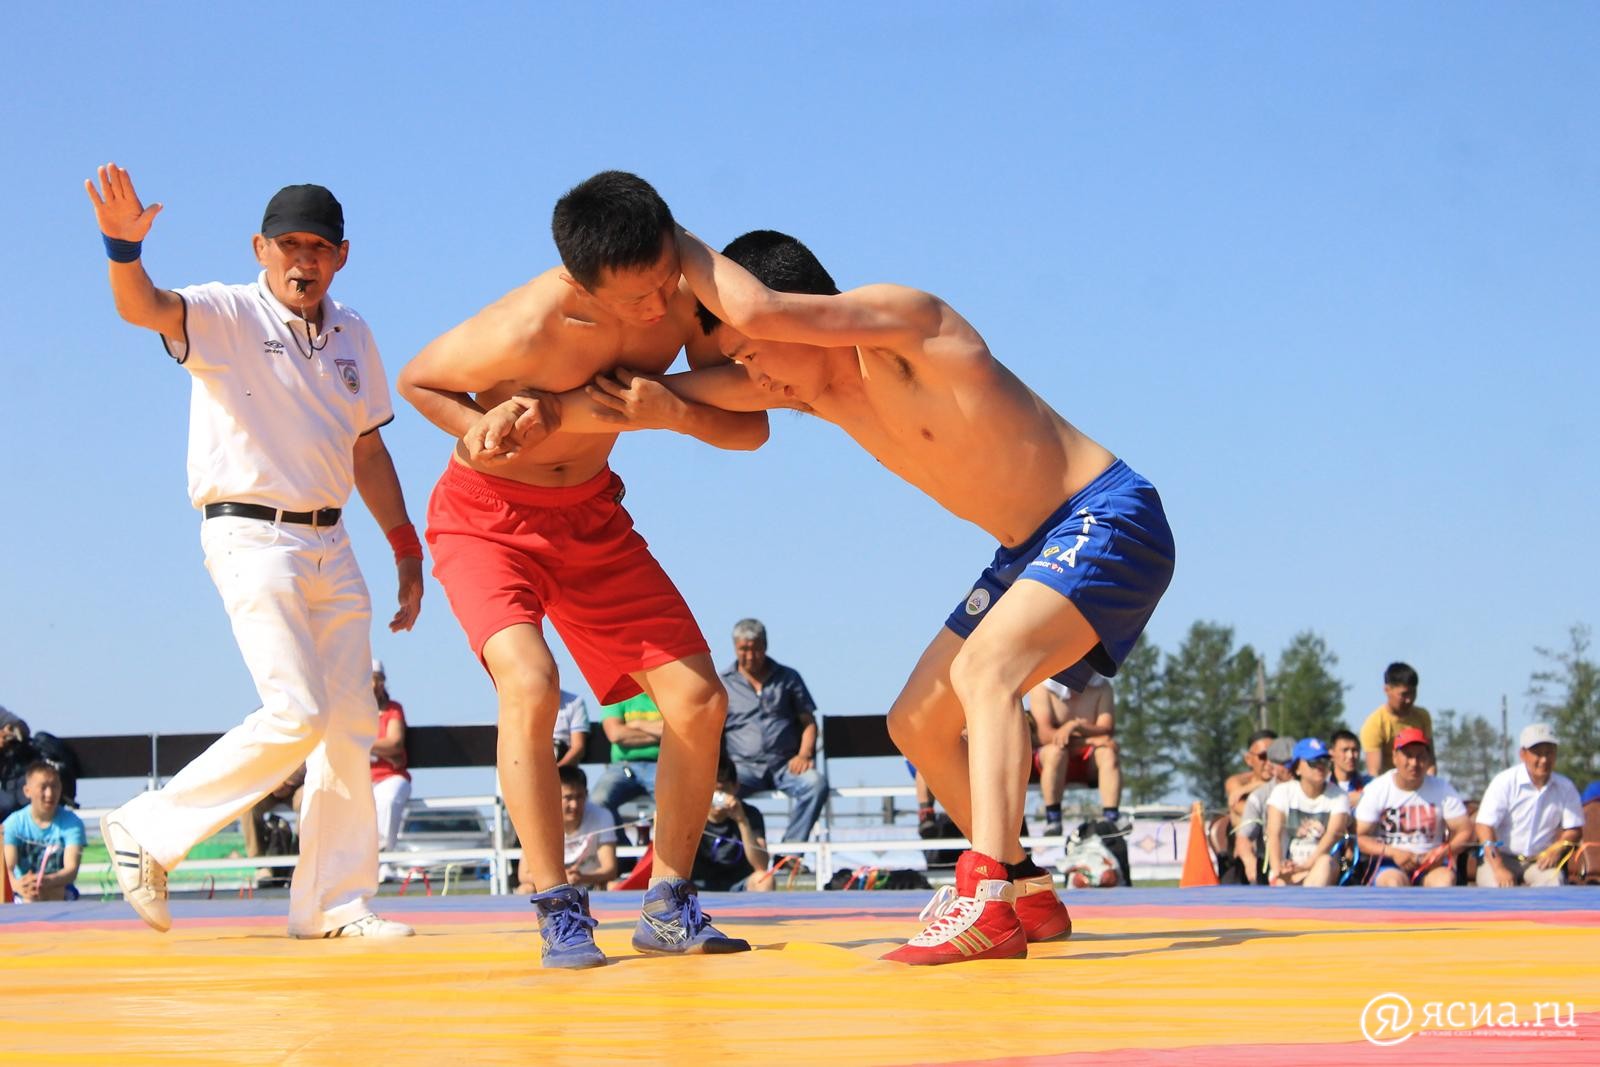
<box><xmin>1354</xmin><ymin>727</ymin><xmax>1472</xmax><ymax>887</ymax></box>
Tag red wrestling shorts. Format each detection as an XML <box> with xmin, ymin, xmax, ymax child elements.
<box><xmin>425</xmin><ymin>460</ymin><xmax>709</xmax><ymax>703</ymax></box>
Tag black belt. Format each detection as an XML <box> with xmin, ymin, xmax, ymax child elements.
<box><xmin>204</xmin><ymin>502</ymin><xmax>343</xmax><ymax>527</ymax></box>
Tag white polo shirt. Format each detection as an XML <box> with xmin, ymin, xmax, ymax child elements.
<box><xmin>1475</xmin><ymin>764</ymin><xmax>1584</xmax><ymax>857</ymax></box>
<box><xmin>163</xmin><ymin>271</ymin><xmax>393</xmax><ymax>510</ymax></box>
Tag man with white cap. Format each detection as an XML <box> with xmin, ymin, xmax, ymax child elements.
<box><xmin>1474</xmin><ymin>724</ymin><xmax>1585</xmax><ymax>887</ymax></box>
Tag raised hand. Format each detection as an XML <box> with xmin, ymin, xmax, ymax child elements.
<box><xmin>85</xmin><ymin>163</ymin><xmax>163</xmax><ymax>241</ymax></box>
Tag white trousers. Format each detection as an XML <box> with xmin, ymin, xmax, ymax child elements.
<box><xmin>373</xmin><ymin>774</ymin><xmax>412</xmax><ymax>850</ymax></box>
<box><xmin>119</xmin><ymin>516</ymin><xmax>378</xmax><ymax>935</ymax></box>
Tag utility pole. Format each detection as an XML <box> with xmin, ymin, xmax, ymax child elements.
<box><xmin>1240</xmin><ymin>661</ymin><xmax>1274</xmax><ymax>731</ymax></box>
<box><xmin>1501</xmin><ymin>695</ymin><xmax>1511</xmax><ymax>766</ymax></box>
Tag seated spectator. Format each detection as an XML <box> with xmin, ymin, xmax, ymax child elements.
<box><xmin>1235</xmin><ymin>736</ymin><xmax>1296</xmax><ymax>884</ymax></box>
<box><xmin>691</xmin><ymin>759</ymin><xmax>773</xmax><ymax>893</ymax></box>
<box><xmin>910</xmin><ymin>762</ymin><xmax>939</xmax><ymax>837</ymax></box>
<box><xmin>1209</xmin><ymin>732</ymin><xmax>1280</xmax><ymax>864</ymax></box>
<box><xmin>719</xmin><ymin>619</ymin><xmax>828</xmax><ymax>844</ymax></box>
<box><xmin>1264</xmin><ymin>738</ymin><xmax>1351</xmax><ymax>886</ymax></box>
<box><xmin>371</xmin><ymin>660</ymin><xmax>411</xmax><ymax>883</ymax></box>
<box><xmin>1027</xmin><ymin>674</ymin><xmax>1122</xmax><ymax>837</ymax></box>
<box><xmin>3</xmin><ymin>761</ymin><xmax>84</xmax><ymax>902</ymax></box>
<box><xmin>1359</xmin><ymin>662</ymin><xmax>1434</xmax><ymax>777</ymax></box>
<box><xmin>0</xmin><ymin>707</ymin><xmax>40</xmax><ymax>821</ymax></box>
<box><xmin>1474</xmin><ymin>723</ymin><xmax>1584</xmax><ymax>888</ymax></box>
<box><xmin>546</xmin><ymin>765</ymin><xmax>618</xmax><ymax>891</ymax></box>
<box><xmin>553</xmin><ymin>689</ymin><xmax>591</xmax><ymax>768</ymax></box>
<box><xmin>1355</xmin><ymin>727</ymin><xmax>1471</xmax><ymax>887</ymax></box>
<box><xmin>590</xmin><ymin>691</ymin><xmax>663</xmax><ymax>843</ymax></box>
<box><xmin>1211</xmin><ymin>730</ymin><xmax>1279</xmax><ymax>857</ymax></box>
<box><xmin>1328</xmin><ymin>728</ymin><xmax>1368</xmax><ymax>801</ymax></box>
<box><xmin>244</xmin><ymin>764</ymin><xmax>306</xmax><ymax>885</ymax></box>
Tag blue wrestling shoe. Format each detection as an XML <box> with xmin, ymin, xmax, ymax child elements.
<box><xmin>631</xmin><ymin>878</ymin><xmax>751</xmax><ymax>955</ymax></box>
<box><xmin>529</xmin><ymin>885</ymin><xmax>606</xmax><ymax>969</ymax></box>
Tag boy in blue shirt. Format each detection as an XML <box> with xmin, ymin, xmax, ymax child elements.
<box><xmin>3</xmin><ymin>761</ymin><xmax>84</xmax><ymax>902</ymax></box>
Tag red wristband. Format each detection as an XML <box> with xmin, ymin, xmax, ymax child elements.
<box><xmin>386</xmin><ymin>522</ymin><xmax>423</xmax><ymax>561</ymax></box>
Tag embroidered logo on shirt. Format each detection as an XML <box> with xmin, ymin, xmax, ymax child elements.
<box><xmin>336</xmin><ymin>359</ymin><xmax>361</xmax><ymax>394</ymax></box>
<box><xmin>263</xmin><ymin>339</ymin><xmax>286</xmax><ymax>356</ymax></box>
<box><xmin>965</xmin><ymin>588</ymin><xmax>991</xmax><ymax>615</ymax></box>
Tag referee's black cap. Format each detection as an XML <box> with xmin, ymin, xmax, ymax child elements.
<box><xmin>261</xmin><ymin>184</ymin><xmax>344</xmax><ymax>245</ymax></box>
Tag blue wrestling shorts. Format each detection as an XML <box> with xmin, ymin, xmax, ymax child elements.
<box><xmin>943</xmin><ymin>459</ymin><xmax>1175</xmax><ymax>692</ymax></box>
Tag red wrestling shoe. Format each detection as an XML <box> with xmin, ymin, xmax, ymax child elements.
<box><xmin>881</xmin><ymin>851</ymin><xmax>1027</xmax><ymax>965</ymax></box>
<box><xmin>1013</xmin><ymin>870</ymin><xmax>1073</xmax><ymax>941</ymax></box>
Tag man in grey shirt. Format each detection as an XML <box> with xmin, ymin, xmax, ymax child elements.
<box><xmin>719</xmin><ymin>619</ymin><xmax>828</xmax><ymax>844</ymax></box>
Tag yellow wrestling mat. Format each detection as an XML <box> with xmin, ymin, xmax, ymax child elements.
<box><xmin>3</xmin><ymin>890</ymin><xmax>1597</xmax><ymax>1064</ymax></box>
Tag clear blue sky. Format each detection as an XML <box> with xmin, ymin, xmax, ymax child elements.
<box><xmin>2</xmin><ymin>5</ymin><xmax>1595</xmax><ymax>806</ymax></box>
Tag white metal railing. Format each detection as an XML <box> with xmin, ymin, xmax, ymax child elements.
<box><xmin>72</xmin><ymin>787</ymin><xmax>1184</xmax><ymax>896</ymax></box>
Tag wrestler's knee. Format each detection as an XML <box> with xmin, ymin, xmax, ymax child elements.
<box><xmin>659</xmin><ymin>675</ymin><xmax>727</xmax><ymax>736</ymax></box>
<box><xmin>946</xmin><ymin>645</ymin><xmax>1024</xmax><ymax>714</ymax></box>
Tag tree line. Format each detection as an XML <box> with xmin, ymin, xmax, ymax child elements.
<box><xmin>1112</xmin><ymin>622</ymin><xmax>1599</xmax><ymax>808</ymax></box>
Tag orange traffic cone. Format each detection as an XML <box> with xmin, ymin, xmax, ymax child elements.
<box><xmin>1179</xmin><ymin>801</ymin><xmax>1219</xmax><ymax>887</ymax></box>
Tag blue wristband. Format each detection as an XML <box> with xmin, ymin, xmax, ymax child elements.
<box><xmin>102</xmin><ymin>234</ymin><xmax>143</xmax><ymax>263</ymax></box>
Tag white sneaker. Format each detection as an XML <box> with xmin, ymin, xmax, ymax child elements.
<box><xmin>100</xmin><ymin>814</ymin><xmax>171</xmax><ymax>932</ymax></box>
<box><xmin>294</xmin><ymin>913</ymin><xmax>415</xmax><ymax>939</ymax></box>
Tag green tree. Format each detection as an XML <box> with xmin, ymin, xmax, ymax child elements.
<box><xmin>1163</xmin><ymin>621</ymin><xmax>1259</xmax><ymax>808</ymax></box>
<box><xmin>1529</xmin><ymin>624</ymin><xmax>1600</xmax><ymax>786</ymax></box>
<box><xmin>1270</xmin><ymin>630</ymin><xmax>1348</xmax><ymax>743</ymax></box>
<box><xmin>1433</xmin><ymin>709</ymin><xmax>1504</xmax><ymax>801</ymax></box>
<box><xmin>1110</xmin><ymin>635</ymin><xmax>1175</xmax><ymax>805</ymax></box>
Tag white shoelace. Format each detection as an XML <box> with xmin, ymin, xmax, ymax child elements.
<box><xmin>916</xmin><ymin>884</ymin><xmax>958</xmax><ymax>923</ymax></box>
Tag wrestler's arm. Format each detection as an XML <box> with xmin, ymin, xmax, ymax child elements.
<box><xmin>398</xmin><ymin>294</ymin><xmax>562</xmax><ymax>460</ymax></box>
<box><xmin>563</xmin><ymin>356</ymin><xmax>771</xmax><ymax>450</ymax></box>
<box><xmin>554</xmin><ymin>363</ymin><xmax>802</xmax><ymax>439</ymax></box>
<box><xmin>676</xmin><ymin>226</ymin><xmax>944</xmax><ymax>351</ymax></box>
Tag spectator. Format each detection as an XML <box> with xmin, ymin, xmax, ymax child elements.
<box><xmin>1235</xmin><ymin>736</ymin><xmax>1296</xmax><ymax>884</ymax></box>
<box><xmin>553</xmin><ymin>689</ymin><xmax>591</xmax><ymax>769</ymax></box>
<box><xmin>590</xmin><ymin>691</ymin><xmax>664</xmax><ymax>842</ymax></box>
<box><xmin>719</xmin><ymin>619</ymin><xmax>828</xmax><ymax>845</ymax></box>
<box><xmin>546</xmin><ymin>765</ymin><xmax>618</xmax><ymax>891</ymax></box>
<box><xmin>1328</xmin><ymin>728</ymin><xmax>1368</xmax><ymax>801</ymax></box>
<box><xmin>1264</xmin><ymin>738</ymin><xmax>1351</xmax><ymax>886</ymax></box>
<box><xmin>244</xmin><ymin>764</ymin><xmax>306</xmax><ymax>886</ymax></box>
<box><xmin>1355</xmin><ymin>727</ymin><xmax>1471</xmax><ymax>887</ymax></box>
<box><xmin>1209</xmin><ymin>730</ymin><xmax>1278</xmax><ymax>857</ymax></box>
<box><xmin>911</xmin><ymin>763</ymin><xmax>939</xmax><ymax>836</ymax></box>
<box><xmin>370</xmin><ymin>660</ymin><xmax>411</xmax><ymax>883</ymax></box>
<box><xmin>3</xmin><ymin>762</ymin><xmax>84</xmax><ymax>902</ymax></box>
<box><xmin>1359</xmin><ymin>662</ymin><xmax>1434</xmax><ymax>777</ymax></box>
<box><xmin>691</xmin><ymin>759</ymin><xmax>773</xmax><ymax>893</ymax></box>
<box><xmin>1474</xmin><ymin>724</ymin><xmax>1584</xmax><ymax>887</ymax></box>
<box><xmin>1028</xmin><ymin>675</ymin><xmax>1122</xmax><ymax>836</ymax></box>
<box><xmin>0</xmin><ymin>708</ymin><xmax>40</xmax><ymax>821</ymax></box>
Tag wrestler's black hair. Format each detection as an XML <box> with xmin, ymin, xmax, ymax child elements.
<box><xmin>696</xmin><ymin>229</ymin><xmax>840</xmax><ymax>335</ymax></box>
<box><xmin>1383</xmin><ymin>662</ymin><xmax>1419</xmax><ymax>688</ymax></box>
<box><xmin>551</xmin><ymin>171</ymin><xmax>675</xmax><ymax>289</ymax></box>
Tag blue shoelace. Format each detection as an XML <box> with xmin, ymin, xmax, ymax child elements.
<box><xmin>531</xmin><ymin>891</ymin><xmax>598</xmax><ymax>947</ymax></box>
<box><xmin>672</xmin><ymin>888</ymin><xmax>709</xmax><ymax>933</ymax></box>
